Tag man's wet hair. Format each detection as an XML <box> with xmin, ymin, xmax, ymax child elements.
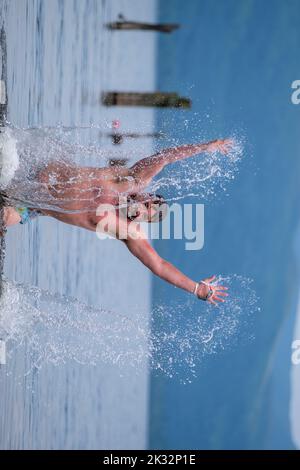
<box><xmin>127</xmin><ymin>193</ymin><xmax>168</xmax><ymax>223</ymax></box>
<box><xmin>144</xmin><ymin>193</ymin><xmax>168</xmax><ymax>222</ymax></box>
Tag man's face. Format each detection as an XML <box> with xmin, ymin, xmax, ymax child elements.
<box><xmin>127</xmin><ymin>201</ymin><xmax>157</xmax><ymax>223</ymax></box>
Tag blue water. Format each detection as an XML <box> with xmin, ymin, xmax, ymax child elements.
<box><xmin>0</xmin><ymin>0</ymin><xmax>158</xmax><ymax>450</ymax></box>
<box><xmin>151</xmin><ymin>0</ymin><xmax>300</xmax><ymax>449</ymax></box>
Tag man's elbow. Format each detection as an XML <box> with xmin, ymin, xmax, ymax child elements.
<box><xmin>153</xmin><ymin>258</ymin><xmax>167</xmax><ymax>277</ymax></box>
<box><xmin>127</xmin><ymin>169</ymin><xmax>142</xmax><ymax>187</ymax></box>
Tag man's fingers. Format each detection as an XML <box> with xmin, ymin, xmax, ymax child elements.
<box><xmin>214</xmin><ymin>291</ymin><xmax>228</xmax><ymax>297</ymax></box>
<box><xmin>221</xmin><ymin>140</ymin><xmax>233</xmax><ymax>154</ymax></box>
<box><xmin>215</xmin><ymin>286</ymin><xmax>228</xmax><ymax>290</ymax></box>
<box><xmin>214</xmin><ymin>296</ymin><xmax>225</xmax><ymax>302</ymax></box>
<box><xmin>206</xmin><ymin>275</ymin><xmax>216</xmax><ymax>283</ymax></box>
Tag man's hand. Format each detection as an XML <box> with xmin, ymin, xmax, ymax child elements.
<box><xmin>207</xmin><ymin>138</ymin><xmax>234</xmax><ymax>155</ymax></box>
<box><xmin>196</xmin><ymin>275</ymin><xmax>228</xmax><ymax>305</ymax></box>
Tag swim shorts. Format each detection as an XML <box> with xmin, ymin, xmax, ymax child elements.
<box><xmin>15</xmin><ymin>207</ymin><xmax>41</xmax><ymax>224</ymax></box>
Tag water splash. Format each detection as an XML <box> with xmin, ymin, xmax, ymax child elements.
<box><xmin>0</xmin><ymin>275</ymin><xmax>259</xmax><ymax>383</ymax></box>
<box><xmin>0</xmin><ymin>126</ymin><xmax>110</xmax><ymax>212</ymax></box>
<box><xmin>150</xmin><ymin>134</ymin><xmax>244</xmax><ymax>204</ymax></box>
<box><xmin>0</xmin><ymin>126</ymin><xmax>244</xmax><ymax>212</ymax></box>
<box><xmin>150</xmin><ymin>274</ymin><xmax>259</xmax><ymax>382</ymax></box>
<box><xmin>0</xmin><ymin>127</ymin><xmax>19</xmax><ymax>188</ymax></box>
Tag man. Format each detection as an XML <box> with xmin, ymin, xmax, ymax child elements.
<box><xmin>2</xmin><ymin>138</ymin><xmax>232</xmax><ymax>304</ymax></box>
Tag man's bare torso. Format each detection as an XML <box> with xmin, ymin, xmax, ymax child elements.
<box><xmin>38</xmin><ymin>162</ymin><xmax>133</xmax><ymax>231</ymax></box>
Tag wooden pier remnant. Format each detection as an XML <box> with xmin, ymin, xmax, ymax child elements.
<box><xmin>102</xmin><ymin>92</ymin><xmax>191</xmax><ymax>109</ymax></box>
<box><xmin>107</xmin><ymin>20</ymin><xmax>179</xmax><ymax>34</ymax></box>
<box><xmin>101</xmin><ymin>131</ymin><xmax>165</xmax><ymax>145</ymax></box>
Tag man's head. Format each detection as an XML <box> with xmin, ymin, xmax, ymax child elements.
<box><xmin>126</xmin><ymin>193</ymin><xmax>168</xmax><ymax>223</ymax></box>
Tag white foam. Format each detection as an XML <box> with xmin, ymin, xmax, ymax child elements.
<box><xmin>0</xmin><ymin>280</ymin><xmax>23</xmax><ymax>337</ymax></box>
<box><xmin>0</xmin><ymin>80</ymin><xmax>6</xmax><ymax>105</ymax></box>
<box><xmin>0</xmin><ymin>276</ymin><xmax>258</xmax><ymax>382</ymax></box>
<box><xmin>0</xmin><ymin>128</ymin><xmax>19</xmax><ymax>188</ymax></box>
<box><xmin>0</xmin><ymin>341</ymin><xmax>6</xmax><ymax>365</ymax></box>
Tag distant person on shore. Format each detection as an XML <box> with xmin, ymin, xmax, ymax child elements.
<box><xmin>1</xmin><ymin>138</ymin><xmax>232</xmax><ymax>304</ymax></box>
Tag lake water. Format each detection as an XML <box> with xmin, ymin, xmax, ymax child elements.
<box><xmin>151</xmin><ymin>0</ymin><xmax>300</xmax><ymax>450</ymax></box>
<box><xmin>0</xmin><ymin>0</ymin><xmax>157</xmax><ymax>450</ymax></box>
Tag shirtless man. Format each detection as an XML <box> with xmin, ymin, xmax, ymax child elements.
<box><xmin>1</xmin><ymin>138</ymin><xmax>232</xmax><ymax>304</ymax></box>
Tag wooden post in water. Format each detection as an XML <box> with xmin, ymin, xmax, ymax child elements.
<box><xmin>107</xmin><ymin>20</ymin><xmax>179</xmax><ymax>34</ymax></box>
<box><xmin>100</xmin><ymin>131</ymin><xmax>165</xmax><ymax>145</ymax></box>
<box><xmin>102</xmin><ymin>92</ymin><xmax>191</xmax><ymax>109</ymax></box>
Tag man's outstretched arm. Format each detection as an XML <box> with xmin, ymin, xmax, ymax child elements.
<box><xmin>129</xmin><ymin>138</ymin><xmax>233</xmax><ymax>190</ymax></box>
<box><xmin>124</xmin><ymin>236</ymin><xmax>228</xmax><ymax>304</ymax></box>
